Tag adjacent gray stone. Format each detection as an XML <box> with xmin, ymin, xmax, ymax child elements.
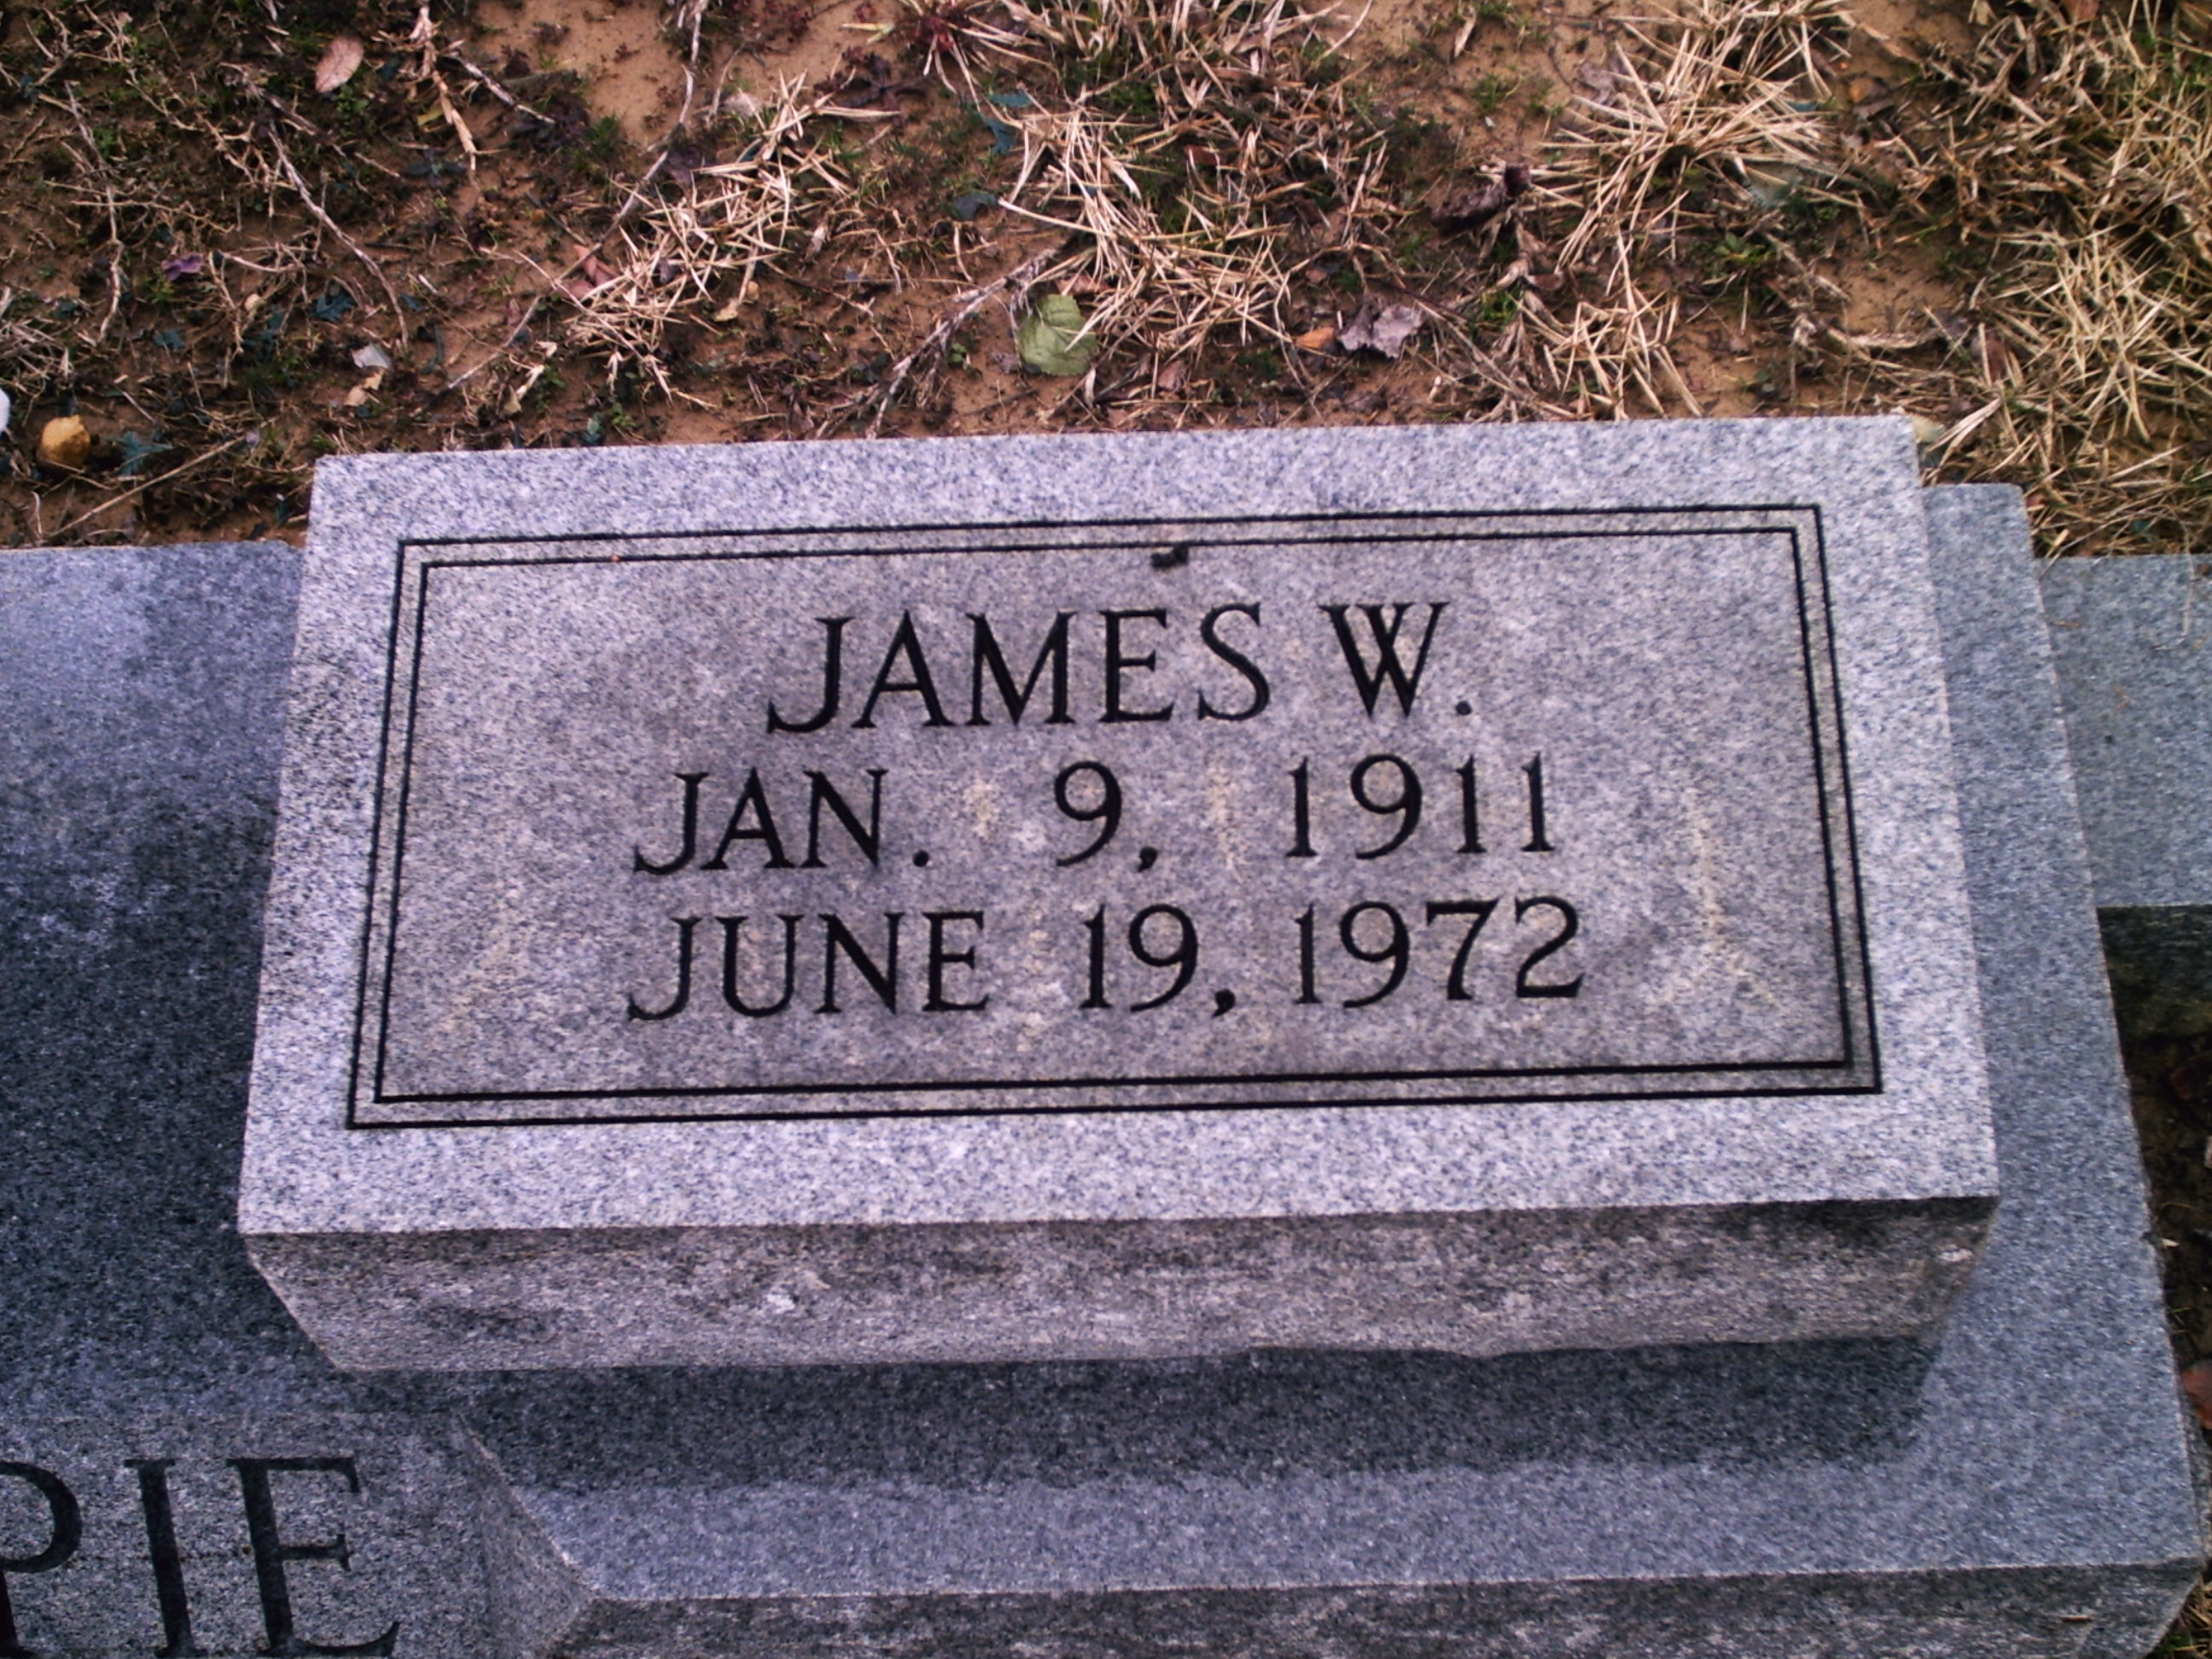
<box><xmin>0</xmin><ymin>544</ymin><xmax>498</xmax><ymax>1656</ymax></box>
<box><xmin>2041</xmin><ymin>550</ymin><xmax>2212</xmax><ymax>909</ymax></box>
<box><xmin>241</xmin><ymin>419</ymin><xmax>2001</xmax><ymax>1371</ymax></box>
<box><xmin>0</xmin><ymin>1417</ymin><xmax>492</xmax><ymax>1659</ymax></box>
<box><xmin>0</xmin><ymin>489</ymin><xmax>2197</xmax><ymax>1656</ymax></box>
<box><xmin>2041</xmin><ymin>550</ymin><xmax>2212</xmax><ymax>1034</ymax></box>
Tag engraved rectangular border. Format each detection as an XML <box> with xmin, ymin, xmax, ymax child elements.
<box><xmin>346</xmin><ymin>506</ymin><xmax>1877</xmax><ymax>1128</ymax></box>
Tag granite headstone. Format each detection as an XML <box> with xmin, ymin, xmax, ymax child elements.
<box><xmin>241</xmin><ymin>420</ymin><xmax>1999</xmax><ymax>1371</ymax></box>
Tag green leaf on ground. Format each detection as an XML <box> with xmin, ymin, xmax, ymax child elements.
<box><xmin>1018</xmin><ymin>294</ymin><xmax>1097</xmax><ymax>376</ymax></box>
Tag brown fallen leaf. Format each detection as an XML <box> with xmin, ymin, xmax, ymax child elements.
<box><xmin>342</xmin><ymin>370</ymin><xmax>386</xmax><ymax>408</ymax></box>
<box><xmin>1575</xmin><ymin>61</ymin><xmax>1617</xmax><ymax>104</ymax></box>
<box><xmin>1336</xmin><ymin>296</ymin><xmax>1423</xmax><ymax>359</ymax></box>
<box><xmin>314</xmin><ymin>33</ymin><xmax>366</xmax><ymax>96</ymax></box>
<box><xmin>1929</xmin><ymin>310</ymin><xmax>1971</xmax><ymax>346</ymax></box>
<box><xmin>2064</xmin><ymin>0</ymin><xmax>2098</xmax><ymax>20</ymax></box>
<box><xmin>1294</xmin><ymin>324</ymin><xmax>1336</xmax><ymax>352</ymax></box>
<box><xmin>563</xmin><ymin>246</ymin><xmax>620</xmax><ymax>300</ymax></box>
<box><xmin>2180</xmin><ymin>1359</ymin><xmax>2212</xmax><ymax>1429</ymax></box>
<box><xmin>1429</xmin><ymin>165</ymin><xmax>1531</xmax><ymax>232</ymax></box>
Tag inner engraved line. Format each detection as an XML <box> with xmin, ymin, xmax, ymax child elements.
<box><xmin>352</xmin><ymin>509</ymin><xmax>1872</xmax><ymax>1126</ymax></box>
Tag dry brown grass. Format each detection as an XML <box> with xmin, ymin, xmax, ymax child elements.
<box><xmin>0</xmin><ymin>0</ymin><xmax>2206</xmax><ymax>554</ymax></box>
<box><xmin>570</xmin><ymin>0</ymin><xmax>1421</xmax><ymax>428</ymax></box>
<box><xmin>560</xmin><ymin>79</ymin><xmax>875</xmax><ymax>400</ymax></box>
<box><xmin>1511</xmin><ymin>0</ymin><xmax>1854</xmax><ymax>419</ymax></box>
<box><xmin>1867</xmin><ymin>0</ymin><xmax>2212</xmax><ymax>553</ymax></box>
<box><xmin>1443</xmin><ymin>0</ymin><xmax>2212</xmax><ymax>552</ymax></box>
<box><xmin>981</xmin><ymin>0</ymin><xmax>1385</xmax><ymax>371</ymax></box>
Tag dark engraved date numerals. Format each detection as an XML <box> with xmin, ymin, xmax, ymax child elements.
<box><xmin>1080</xmin><ymin>905</ymin><xmax>1200</xmax><ymax>1011</ymax></box>
<box><xmin>1054</xmin><ymin>761</ymin><xmax>1124</xmax><ymax>865</ymax></box>
<box><xmin>1289</xmin><ymin>754</ymin><xmax>1555</xmax><ymax>859</ymax></box>
<box><xmin>1296</xmin><ymin>897</ymin><xmax>1584</xmax><ymax>1006</ymax></box>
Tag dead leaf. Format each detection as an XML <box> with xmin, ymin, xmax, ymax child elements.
<box><xmin>1336</xmin><ymin>296</ymin><xmax>1423</xmax><ymax>359</ymax></box>
<box><xmin>342</xmin><ymin>370</ymin><xmax>385</xmax><ymax>408</ymax></box>
<box><xmin>314</xmin><ymin>33</ymin><xmax>366</xmax><ymax>96</ymax></box>
<box><xmin>563</xmin><ymin>246</ymin><xmax>620</xmax><ymax>300</ymax></box>
<box><xmin>1978</xmin><ymin>327</ymin><xmax>2014</xmax><ymax>381</ymax></box>
<box><xmin>1155</xmin><ymin>358</ymin><xmax>1186</xmax><ymax>393</ymax></box>
<box><xmin>1017</xmin><ymin>293</ymin><xmax>1097</xmax><ymax>376</ymax></box>
<box><xmin>2173</xmin><ymin>1052</ymin><xmax>2212</xmax><ymax>1103</ymax></box>
<box><xmin>2180</xmin><ymin>1359</ymin><xmax>2212</xmax><ymax>1429</ymax></box>
<box><xmin>1429</xmin><ymin>165</ymin><xmax>1531</xmax><ymax>232</ymax></box>
<box><xmin>1575</xmin><ymin>61</ymin><xmax>1617</xmax><ymax>103</ymax></box>
<box><xmin>2064</xmin><ymin>0</ymin><xmax>2098</xmax><ymax>20</ymax></box>
<box><xmin>1929</xmin><ymin>310</ymin><xmax>1971</xmax><ymax>345</ymax></box>
<box><xmin>1294</xmin><ymin>324</ymin><xmax>1336</xmax><ymax>352</ymax></box>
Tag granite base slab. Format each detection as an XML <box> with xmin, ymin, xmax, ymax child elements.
<box><xmin>9</xmin><ymin>499</ymin><xmax>2194</xmax><ymax>1654</ymax></box>
<box><xmin>252</xmin><ymin>1199</ymin><xmax>1988</xmax><ymax>1372</ymax></box>
<box><xmin>387</xmin><ymin>482</ymin><xmax>2203</xmax><ymax>1659</ymax></box>
<box><xmin>242</xmin><ymin>419</ymin><xmax>2000</xmax><ymax>1371</ymax></box>
<box><xmin>0</xmin><ymin>490</ymin><xmax>2198</xmax><ymax>1656</ymax></box>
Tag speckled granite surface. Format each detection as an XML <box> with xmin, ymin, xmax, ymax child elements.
<box><xmin>0</xmin><ymin>476</ymin><xmax>2196</xmax><ymax>1658</ymax></box>
<box><xmin>242</xmin><ymin>420</ymin><xmax>1997</xmax><ymax>1369</ymax></box>
<box><xmin>2041</xmin><ymin>549</ymin><xmax>2212</xmax><ymax>1035</ymax></box>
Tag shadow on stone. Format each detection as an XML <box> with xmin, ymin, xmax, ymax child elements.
<box><xmin>441</xmin><ymin>1335</ymin><xmax>1938</xmax><ymax>1491</ymax></box>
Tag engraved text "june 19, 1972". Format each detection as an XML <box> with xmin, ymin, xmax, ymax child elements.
<box><xmin>622</xmin><ymin>597</ymin><xmax>1583</xmax><ymax>1024</ymax></box>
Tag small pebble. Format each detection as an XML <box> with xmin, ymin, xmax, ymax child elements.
<box><xmin>38</xmin><ymin>415</ymin><xmax>91</xmax><ymax>470</ymax></box>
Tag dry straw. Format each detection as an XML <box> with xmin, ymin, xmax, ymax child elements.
<box><xmin>1522</xmin><ymin>0</ymin><xmax>1853</xmax><ymax>419</ymax></box>
<box><xmin>579</xmin><ymin>0</ymin><xmax>1411</xmax><ymax>416</ymax></box>
<box><xmin>1866</xmin><ymin>0</ymin><xmax>2212</xmax><ymax>553</ymax></box>
<box><xmin>1453</xmin><ymin>0</ymin><xmax>2212</xmax><ymax>553</ymax></box>
<box><xmin>3</xmin><ymin>0</ymin><xmax>2204</xmax><ymax>557</ymax></box>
